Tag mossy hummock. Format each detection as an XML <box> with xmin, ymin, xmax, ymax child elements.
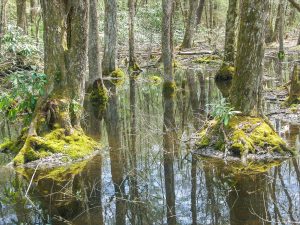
<box><xmin>13</xmin><ymin>128</ymin><xmax>101</xmax><ymax>165</ymax></box>
<box><xmin>215</xmin><ymin>64</ymin><xmax>235</xmax><ymax>81</ymax></box>
<box><xmin>195</xmin><ymin>116</ymin><xmax>294</xmax><ymax>161</ymax></box>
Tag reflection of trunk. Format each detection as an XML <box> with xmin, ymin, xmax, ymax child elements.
<box><xmin>187</xmin><ymin>69</ymin><xmax>201</xmax><ymax>130</ymax></box>
<box><xmin>191</xmin><ymin>155</ymin><xmax>197</xmax><ymax>225</ymax></box>
<box><xmin>287</xmin><ymin>64</ymin><xmax>300</xmax><ymax>105</ymax></box>
<box><xmin>203</xmin><ymin>166</ymin><xmax>220</xmax><ymax>224</ymax></box>
<box><xmin>272</xmin><ymin>3</ymin><xmax>281</xmax><ymax>42</ymax></box>
<box><xmin>163</xmin><ymin>93</ymin><xmax>177</xmax><ymax>225</ymax></box>
<box><xmin>181</xmin><ymin>0</ymin><xmax>198</xmax><ymax>48</ymax></box>
<box><xmin>197</xmin><ymin>71</ymin><xmax>206</xmax><ymax>114</ymax></box>
<box><xmin>228</xmin><ymin>173</ymin><xmax>270</xmax><ymax>225</ymax></box>
<box><xmin>105</xmin><ymin>85</ymin><xmax>126</xmax><ymax>225</ymax></box>
<box><xmin>16</xmin><ymin>0</ymin><xmax>27</xmax><ymax>32</ymax></box>
<box><xmin>129</xmin><ymin>76</ymin><xmax>140</xmax><ymax>224</ymax></box>
<box><xmin>230</xmin><ymin>0</ymin><xmax>267</xmax><ymax>116</ymax></box>
<box><xmin>298</xmin><ymin>31</ymin><xmax>300</xmax><ymax>45</ymax></box>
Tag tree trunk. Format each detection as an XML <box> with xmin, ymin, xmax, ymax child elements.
<box><xmin>162</xmin><ymin>0</ymin><xmax>177</xmax><ymax>223</ymax></box>
<box><xmin>265</xmin><ymin>0</ymin><xmax>274</xmax><ymax>44</ymax></box>
<box><xmin>181</xmin><ymin>0</ymin><xmax>198</xmax><ymax>48</ymax></box>
<box><xmin>278</xmin><ymin>0</ymin><xmax>285</xmax><ymax>57</ymax></box>
<box><xmin>29</xmin><ymin>0</ymin><xmax>38</xmax><ymax>36</ymax></box>
<box><xmin>196</xmin><ymin>0</ymin><xmax>205</xmax><ymax>26</ymax></box>
<box><xmin>0</xmin><ymin>0</ymin><xmax>8</xmax><ymax>51</ymax></box>
<box><xmin>272</xmin><ymin>3</ymin><xmax>281</xmax><ymax>42</ymax></box>
<box><xmin>102</xmin><ymin>0</ymin><xmax>117</xmax><ymax>76</ymax></box>
<box><xmin>88</xmin><ymin>0</ymin><xmax>102</xmax><ymax>86</ymax></box>
<box><xmin>128</xmin><ymin>0</ymin><xmax>136</xmax><ymax>68</ymax></box>
<box><xmin>230</xmin><ymin>0</ymin><xmax>267</xmax><ymax>116</ymax></box>
<box><xmin>223</xmin><ymin>0</ymin><xmax>238</xmax><ymax>64</ymax></box>
<box><xmin>33</xmin><ymin>1</ymin><xmax>88</xmax><ymax>135</ymax></box>
<box><xmin>298</xmin><ymin>30</ymin><xmax>300</xmax><ymax>45</ymax></box>
<box><xmin>16</xmin><ymin>0</ymin><xmax>27</xmax><ymax>33</ymax></box>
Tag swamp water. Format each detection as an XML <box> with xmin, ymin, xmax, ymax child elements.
<box><xmin>0</xmin><ymin>57</ymin><xmax>299</xmax><ymax>225</ymax></box>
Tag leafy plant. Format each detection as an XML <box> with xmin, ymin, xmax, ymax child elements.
<box><xmin>2</xmin><ymin>25</ymin><xmax>40</xmax><ymax>57</ymax></box>
<box><xmin>0</xmin><ymin>71</ymin><xmax>47</xmax><ymax>123</ymax></box>
<box><xmin>209</xmin><ymin>98</ymin><xmax>240</xmax><ymax>126</ymax></box>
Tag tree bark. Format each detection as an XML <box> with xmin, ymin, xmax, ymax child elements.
<box><xmin>0</xmin><ymin>0</ymin><xmax>8</xmax><ymax>51</ymax></box>
<box><xmin>230</xmin><ymin>0</ymin><xmax>267</xmax><ymax>116</ymax></box>
<box><xmin>102</xmin><ymin>0</ymin><xmax>117</xmax><ymax>76</ymax></box>
<box><xmin>128</xmin><ymin>0</ymin><xmax>136</xmax><ymax>68</ymax></box>
<box><xmin>196</xmin><ymin>0</ymin><xmax>205</xmax><ymax>26</ymax></box>
<box><xmin>265</xmin><ymin>0</ymin><xmax>274</xmax><ymax>43</ymax></box>
<box><xmin>278</xmin><ymin>0</ymin><xmax>285</xmax><ymax>56</ymax></box>
<box><xmin>16</xmin><ymin>0</ymin><xmax>27</xmax><ymax>33</ymax></box>
<box><xmin>88</xmin><ymin>0</ymin><xmax>102</xmax><ymax>86</ymax></box>
<box><xmin>181</xmin><ymin>0</ymin><xmax>198</xmax><ymax>48</ymax></box>
<box><xmin>28</xmin><ymin>0</ymin><xmax>89</xmax><ymax>136</ymax></box>
<box><xmin>287</xmin><ymin>0</ymin><xmax>300</xmax><ymax>12</ymax></box>
<box><xmin>162</xmin><ymin>0</ymin><xmax>174</xmax><ymax>83</ymax></box>
<box><xmin>223</xmin><ymin>0</ymin><xmax>238</xmax><ymax>64</ymax></box>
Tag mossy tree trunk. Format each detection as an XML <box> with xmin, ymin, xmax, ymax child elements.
<box><xmin>230</xmin><ymin>0</ymin><xmax>267</xmax><ymax>116</ymax></box>
<box><xmin>223</xmin><ymin>0</ymin><xmax>237</xmax><ymax>65</ymax></box>
<box><xmin>181</xmin><ymin>0</ymin><xmax>198</xmax><ymax>48</ymax></box>
<box><xmin>16</xmin><ymin>0</ymin><xmax>27</xmax><ymax>33</ymax></box>
<box><xmin>28</xmin><ymin>0</ymin><xmax>89</xmax><ymax>136</ymax></box>
<box><xmin>215</xmin><ymin>0</ymin><xmax>237</xmax><ymax>80</ymax></box>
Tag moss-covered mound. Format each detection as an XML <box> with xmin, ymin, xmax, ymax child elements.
<box><xmin>195</xmin><ymin>116</ymin><xmax>294</xmax><ymax>161</ymax></box>
<box><xmin>193</xmin><ymin>55</ymin><xmax>221</xmax><ymax>64</ymax></box>
<box><xmin>13</xmin><ymin>128</ymin><xmax>101</xmax><ymax>165</ymax></box>
<box><xmin>215</xmin><ymin>64</ymin><xmax>235</xmax><ymax>81</ymax></box>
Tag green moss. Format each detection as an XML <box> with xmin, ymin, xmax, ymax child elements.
<box><xmin>193</xmin><ymin>55</ymin><xmax>221</xmax><ymax>64</ymax></box>
<box><xmin>148</xmin><ymin>75</ymin><xmax>162</xmax><ymax>85</ymax></box>
<box><xmin>215</xmin><ymin>64</ymin><xmax>235</xmax><ymax>81</ymax></box>
<box><xmin>13</xmin><ymin>128</ymin><xmax>101</xmax><ymax>165</ymax></box>
<box><xmin>196</xmin><ymin>116</ymin><xmax>293</xmax><ymax>159</ymax></box>
<box><xmin>163</xmin><ymin>81</ymin><xmax>177</xmax><ymax>98</ymax></box>
<box><xmin>129</xmin><ymin>62</ymin><xmax>141</xmax><ymax>72</ymax></box>
<box><xmin>90</xmin><ymin>83</ymin><xmax>109</xmax><ymax>114</ymax></box>
<box><xmin>111</xmin><ymin>68</ymin><xmax>125</xmax><ymax>86</ymax></box>
<box><xmin>172</xmin><ymin>60</ymin><xmax>180</xmax><ymax>68</ymax></box>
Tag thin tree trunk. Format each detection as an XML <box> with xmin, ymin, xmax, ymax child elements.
<box><xmin>102</xmin><ymin>0</ymin><xmax>117</xmax><ymax>76</ymax></box>
<box><xmin>162</xmin><ymin>1</ymin><xmax>177</xmax><ymax>223</ymax></box>
<box><xmin>273</xmin><ymin>3</ymin><xmax>281</xmax><ymax>42</ymax></box>
<box><xmin>196</xmin><ymin>0</ymin><xmax>205</xmax><ymax>26</ymax></box>
<box><xmin>181</xmin><ymin>0</ymin><xmax>198</xmax><ymax>48</ymax></box>
<box><xmin>265</xmin><ymin>0</ymin><xmax>274</xmax><ymax>43</ymax></box>
<box><xmin>278</xmin><ymin>0</ymin><xmax>285</xmax><ymax>57</ymax></box>
<box><xmin>230</xmin><ymin>0</ymin><xmax>267</xmax><ymax>116</ymax></box>
<box><xmin>298</xmin><ymin>30</ymin><xmax>300</xmax><ymax>45</ymax></box>
<box><xmin>223</xmin><ymin>0</ymin><xmax>238</xmax><ymax>64</ymax></box>
<box><xmin>128</xmin><ymin>0</ymin><xmax>136</xmax><ymax>68</ymax></box>
<box><xmin>29</xmin><ymin>0</ymin><xmax>38</xmax><ymax>36</ymax></box>
<box><xmin>0</xmin><ymin>0</ymin><xmax>8</xmax><ymax>52</ymax></box>
<box><xmin>16</xmin><ymin>0</ymin><xmax>27</xmax><ymax>33</ymax></box>
<box><xmin>88</xmin><ymin>0</ymin><xmax>102</xmax><ymax>86</ymax></box>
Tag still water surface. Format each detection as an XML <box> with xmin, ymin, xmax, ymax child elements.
<box><xmin>0</xmin><ymin>58</ymin><xmax>299</xmax><ymax>225</ymax></box>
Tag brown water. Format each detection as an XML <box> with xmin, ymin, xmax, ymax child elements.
<box><xmin>0</xmin><ymin>58</ymin><xmax>299</xmax><ymax>225</ymax></box>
